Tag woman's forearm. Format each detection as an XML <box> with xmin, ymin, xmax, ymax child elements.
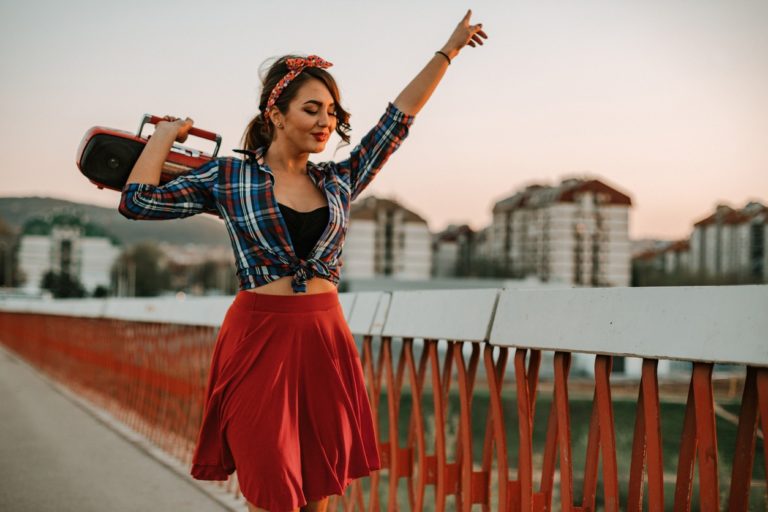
<box><xmin>393</xmin><ymin>10</ymin><xmax>487</xmax><ymax>117</ymax></box>
<box><xmin>393</xmin><ymin>50</ymin><xmax>453</xmax><ymax>117</ymax></box>
<box><xmin>125</xmin><ymin>124</ymin><xmax>181</xmax><ymax>186</ymax></box>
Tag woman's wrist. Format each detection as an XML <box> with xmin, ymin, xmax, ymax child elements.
<box><xmin>439</xmin><ymin>46</ymin><xmax>459</xmax><ymax>60</ymax></box>
<box><xmin>439</xmin><ymin>45</ymin><xmax>460</xmax><ymax>61</ymax></box>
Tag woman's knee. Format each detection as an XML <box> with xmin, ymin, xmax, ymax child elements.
<box><xmin>247</xmin><ymin>503</ymin><xmax>300</xmax><ymax>512</ymax></box>
<box><xmin>302</xmin><ymin>496</ymin><xmax>329</xmax><ymax>512</ymax></box>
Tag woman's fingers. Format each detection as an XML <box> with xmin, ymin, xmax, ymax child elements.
<box><xmin>444</xmin><ymin>10</ymin><xmax>487</xmax><ymax>54</ymax></box>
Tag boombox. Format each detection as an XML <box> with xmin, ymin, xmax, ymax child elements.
<box><xmin>76</xmin><ymin>115</ymin><xmax>222</xmax><ymax>192</ymax></box>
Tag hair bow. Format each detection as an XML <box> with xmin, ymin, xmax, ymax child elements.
<box><xmin>264</xmin><ymin>55</ymin><xmax>334</xmax><ymax>121</ymax></box>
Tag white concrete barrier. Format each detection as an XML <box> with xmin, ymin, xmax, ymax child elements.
<box><xmin>346</xmin><ymin>292</ymin><xmax>387</xmax><ymax>336</ymax></box>
<box><xmin>381</xmin><ymin>289</ymin><xmax>500</xmax><ymax>342</ymax></box>
<box><xmin>489</xmin><ymin>285</ymin><xmax>768</xmax><ymax>366</ymax></box>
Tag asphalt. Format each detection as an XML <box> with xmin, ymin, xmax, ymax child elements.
<box><xmin>0</xmin><ymin>344</ymin><xmax>239</xmax><ymax>512</ymax></box>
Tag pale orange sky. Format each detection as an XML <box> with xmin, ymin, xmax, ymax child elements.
<box><xmin>1</xmin><ymin>0</ymin><xmax>766</xmax><ymax>240</ymax></box>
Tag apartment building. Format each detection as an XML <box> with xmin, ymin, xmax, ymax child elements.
<box><xmin>489</xmin><ymin>177</ymin><xmax>632</xmax><ymax>286</ymax></box>
<box><xmin>342</xmin><ymin>196</ymin><xmax>432</xmax><ymax>280</ymax></box>
<box><xmin>690</xmin><ymin>202</ymin><xmax>767</xmax><ymax>281</ymax></box>
<box><xmin>17</xmin><ymin>214</ymin><xmax>120</xmax><ymax>294</ymax></box>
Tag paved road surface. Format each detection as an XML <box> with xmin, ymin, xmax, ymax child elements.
<box><xmin>0</xmin><ymin>345</ymin><xmax>234</xmax><ymax>512</ymax></box>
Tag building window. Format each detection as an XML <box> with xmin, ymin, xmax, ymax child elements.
<box><xmin>60</xmin><ymin>239</ymin><xmax>73</xmax><ymax>276</ymax></box>
<box><xmin>750</xmin><ymin>223</ymin><xmax>764</xmax><ymax>279</ymax></box>
<box><xmin>573</xmin><ymin>223</ymin><xmax>584</xmax><ymax>285</ymax></box>
<box><xmin>383</xmin><ymin>211</ymin><xmax>394</xmax><ymax>276</ymax></box>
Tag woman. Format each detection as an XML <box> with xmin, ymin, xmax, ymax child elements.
<box><xmin>119</xmin><ymin>9</ymin><xmax>487</xmax><ymax>512</ymax></box>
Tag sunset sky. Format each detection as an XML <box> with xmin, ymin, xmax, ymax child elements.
<box><xmin>1</xmin><ymin>0</ymin><xmax>766</xmax><ymax>241</ymax></box>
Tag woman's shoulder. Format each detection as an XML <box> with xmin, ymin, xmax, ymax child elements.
<box><xmin>208</xmin><ymin>155</ymin><xmax>250</xmax><ymax>173</ymax></box>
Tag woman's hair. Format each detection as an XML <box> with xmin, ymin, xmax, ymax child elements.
<box><xmin>240</xmin><ymin>55</ymin><xmax>351</xmax><ymax>152</ymax></box>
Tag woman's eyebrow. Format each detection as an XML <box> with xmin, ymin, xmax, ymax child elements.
<box><xmin>303</xmin><ymin>100</ymin><xmax>336</xmax><ymax>108</ymax></box>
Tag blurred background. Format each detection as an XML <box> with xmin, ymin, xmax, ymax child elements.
<box><xmin>1</xmin><ymin>0</ymin><xmax>767</xmax><ymax>297</ymax></box>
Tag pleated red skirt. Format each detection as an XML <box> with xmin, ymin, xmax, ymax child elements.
<box><xmin>190</xmin><ymin>290</ymin><xmax>380</xmax><ymax>511</ymax></box>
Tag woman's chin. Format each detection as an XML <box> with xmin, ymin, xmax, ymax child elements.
<box><xmin>310</xmin><ymin>142</ymin><xmax>328</xmax><ymax>153</ymax></box>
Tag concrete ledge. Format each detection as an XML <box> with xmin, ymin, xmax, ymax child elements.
<box><xmin>382</xmin><ymin>289</ymin><xmax>500</xmax><ymax>342</ymax></box>
<box><xmin>490</xmin><ymin>285</ymin><xmax>768</xmax><ymax>366</ymax></box>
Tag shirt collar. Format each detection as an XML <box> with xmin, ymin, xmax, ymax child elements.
<box><xmin>233</xmin><ymin>146</ymin><xmax>327</xmax><ymax>183</ymax></box>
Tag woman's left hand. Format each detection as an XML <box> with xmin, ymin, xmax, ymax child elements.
<box><xmin>441</xmin><ymin>9</ymin><xmax>488</xmax><ymax>58</ymax></box>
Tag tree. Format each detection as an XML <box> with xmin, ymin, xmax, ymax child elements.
<box><xmin>40</xmin><ymin>270</ymin><xmax>86</xmax><ymax>298</ymax></box>
<box><xmin>92</xmin><ymin>285</ymin><xmax>109</xmax><ymax>298</ymax></box>
<box><xmin>113</xmin><ymin>242</ymin><xmax>171</xmax><ymax>296</ymax></box>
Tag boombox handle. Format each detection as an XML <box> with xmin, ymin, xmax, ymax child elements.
<box><xmin>138</xmin><ymin>114</ymin><xmax>222</xmax><ymax>157</ymax></box>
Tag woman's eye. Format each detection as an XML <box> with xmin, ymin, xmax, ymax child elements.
<box><xmin>305</xmin><ymin>109</ymin><xmax>318</xmax><ymax>115</ymax></box>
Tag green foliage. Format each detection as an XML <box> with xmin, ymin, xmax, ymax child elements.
<box><xmin>112</xmin><ymin>241</ymin><xmax>170</xmax><ymax>296</ymax></box>
<box><xmin>632</xmin><ymin>265</ymin><xmax>765</xmax><ymax>287</ymax></box>
<box><xmin>40</xmin><ymin>270</ymin><xmax>86</xmax><ymax>298</ymax></box>
<box><xmin>92</xmin><ymin>285</ymin><xmax>109</xmax><ymax>298</ymax></box>
<box><xmin>457</xmin><ymin>256</ymin><xmax>525</xmax><ymax>279</ymax></box>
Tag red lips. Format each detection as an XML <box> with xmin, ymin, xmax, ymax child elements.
<box><xmin>312</xmin><ymin>132</ymin><xmax>328</xmax><ymax>142</ymax></box>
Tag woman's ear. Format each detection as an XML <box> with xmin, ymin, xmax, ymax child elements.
<box><xmin>269</xmin><ymin>109</ymin><xmax>285</xmax><ymax>129</ymax></box>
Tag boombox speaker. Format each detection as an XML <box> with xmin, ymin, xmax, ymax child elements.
<box><xmin>76</xmin><ymin>115</ymin><xmax>222</xmax><ymax>192</ymax></box>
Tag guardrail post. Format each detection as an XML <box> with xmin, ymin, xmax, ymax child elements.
<box><xmin>482</xmin><ymin>344</ymin><xmax>509</xmax><ymax>512</ymax></box>
<box><xmin>361</xmin><ymin>334</ymin><xmax>382</xmax><ymax>512</ymax></box>
<box><xmin>515</xmin><ymin>348</ymin><xmax>541</xmax><ymax>512</ymax></box>
<box><xmin>581</xmin><ymin>355</ymin><xmax>619</xmax><ymax>511</ymax></box>
<box><xmin>674</xmin><ymin>362</ymin><xmax>720</xmax><ymax>511</ymax></box>
<box><xmin>628</xmin><ymin>358</ymin><xmax>664</xmax><ymax>512</ymax></box>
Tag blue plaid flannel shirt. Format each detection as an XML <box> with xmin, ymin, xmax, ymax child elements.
<box><xmin>119</xmin><ymin>102</ymin><xmax>415</xmax><ymax>293</ymax></box>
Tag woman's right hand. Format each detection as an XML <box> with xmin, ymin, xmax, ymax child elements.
<box><xmin>157</xmin><ymin>115</ymin><xmax>194</xmax><ymax>143</ymax></box>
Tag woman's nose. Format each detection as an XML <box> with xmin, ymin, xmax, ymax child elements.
<box><xmin>317</xmin><ymin>111</ymin><xmax>331</xmax><ymax>127</ymax></box>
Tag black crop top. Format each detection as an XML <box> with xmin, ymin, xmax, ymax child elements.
<box><xmin>277</xmin><ymin>203</ymin><xmax>330</xmax><ymax>260</ymax></box>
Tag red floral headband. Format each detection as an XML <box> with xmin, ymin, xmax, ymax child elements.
<box><xmin>264</xmin><ymin>55</ymin><xmax>333</xmax><ymax>123</ymax></box>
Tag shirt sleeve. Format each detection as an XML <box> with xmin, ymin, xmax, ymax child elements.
<box><xmin>118</xmin><ymin>158</ymin><xmax>219</xmax><ymax>220</ymax></box>
<box><xmin>335</xmin><ymin>102</ymin><xmax>415</xmax><ymax>201</ymax></box>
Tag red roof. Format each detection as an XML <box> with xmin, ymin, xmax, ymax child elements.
<box><xmin>493</xmin><ymin>177</ymin><xmax>632</xmax><ymax>213</ymax></box>
<box><xmin>694</xmin><ymin>203</ymin><xmax>767</xmax><ymax>227</ymax></box>
<box><xmin>666</xmin><ymin>240</ymin><xmax>690</xmax><ymax>253</ymax></box>
<box><xmin>558</xmin><ymin>179</ymin><xmax>632</xmax><ymax>206</ymax></box>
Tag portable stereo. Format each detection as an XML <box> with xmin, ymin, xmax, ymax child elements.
<box><xmin>76</xmin><ymin>115</ymin><xmax>222</xmax><ymax>192</ymax></box>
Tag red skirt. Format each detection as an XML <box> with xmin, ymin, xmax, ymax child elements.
<box><xmin>190</xmin><ymin>290</ymin><xmax>380</xmax><ymax>511</ymax></box>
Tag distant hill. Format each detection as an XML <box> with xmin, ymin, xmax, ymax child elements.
<box><xmin>0</xmin><ymin>196</ymin><xmax>230</xmax><ymax>247</ymax></box>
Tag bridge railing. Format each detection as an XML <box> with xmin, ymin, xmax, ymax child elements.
<box><xmin>0</xmin><ymin>285</ymin><xmax>765</xmax><ymax>511</ymax></box>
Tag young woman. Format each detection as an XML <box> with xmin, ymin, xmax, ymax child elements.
<box><xmin>119</xmin><ymin>10</ymin><xmax>487</xmax><ymax>512</ymax></box>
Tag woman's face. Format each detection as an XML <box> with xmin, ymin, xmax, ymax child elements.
<box><xmin>275</xmin><ymin>78</ymin><xmax>337</xmax><ymax>153</ymax></box>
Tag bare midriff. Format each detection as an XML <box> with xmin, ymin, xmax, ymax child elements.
<box><xmin>245</xmin><ymin>276</ymin><xmax>337</xmax><ymax>295</ymax></box>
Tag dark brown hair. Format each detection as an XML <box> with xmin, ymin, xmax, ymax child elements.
<box><xmin>240</xmin><ymin>55</ymin><xmax>351</xmax><ymax>152</ymax></box>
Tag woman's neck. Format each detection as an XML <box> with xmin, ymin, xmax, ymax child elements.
<box><xmin>263</xmin><ymin>139</ymin><xmax>310</xmax><ymax>176</ymax></box>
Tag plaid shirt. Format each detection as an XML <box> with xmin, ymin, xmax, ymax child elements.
<box><xmin>119</xmin><ymin>102</ymin><xmax>415</xmax><ymax>293</ymax></box>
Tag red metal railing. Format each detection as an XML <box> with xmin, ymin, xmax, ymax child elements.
<box><xmin>0</xmin><ymin>286</ymin><xmax>766</xmax><ymax>511</ymax></box>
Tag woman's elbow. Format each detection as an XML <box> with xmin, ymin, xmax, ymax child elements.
<box><xmin>118</xmin><ymin>194</ymin><xmax>143</xmax><ymax>220</ymax></box>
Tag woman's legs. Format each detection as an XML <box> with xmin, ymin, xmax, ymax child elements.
<box><xmin>301</xmin><ymin>497</ymin><xmax>330</xmax><ymax>511</ymax></box>
<box><xmin>246</xmin><ymin>503</ymin><xmax>268</xmax><ymax>512</ymax></box>
<box><xmin>245</xmin><ymin>496</ymin><xmax>328</xmax><ymax>512</ymax></box>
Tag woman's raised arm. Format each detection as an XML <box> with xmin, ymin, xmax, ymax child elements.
<box><xmin>393</xmin><ymin>9</ymin><xmax>488</xmax><ymax>116</ymax></box>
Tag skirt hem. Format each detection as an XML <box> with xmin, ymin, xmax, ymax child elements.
<box><xmin>190</xmin><ymin>463</ymin><xmax>232</xmax><ymax>481</ymax></box>
<box><xmin>242</xmin><ymin>466</ymin><xmax>380</xmax><ymax>512</ymax></box>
